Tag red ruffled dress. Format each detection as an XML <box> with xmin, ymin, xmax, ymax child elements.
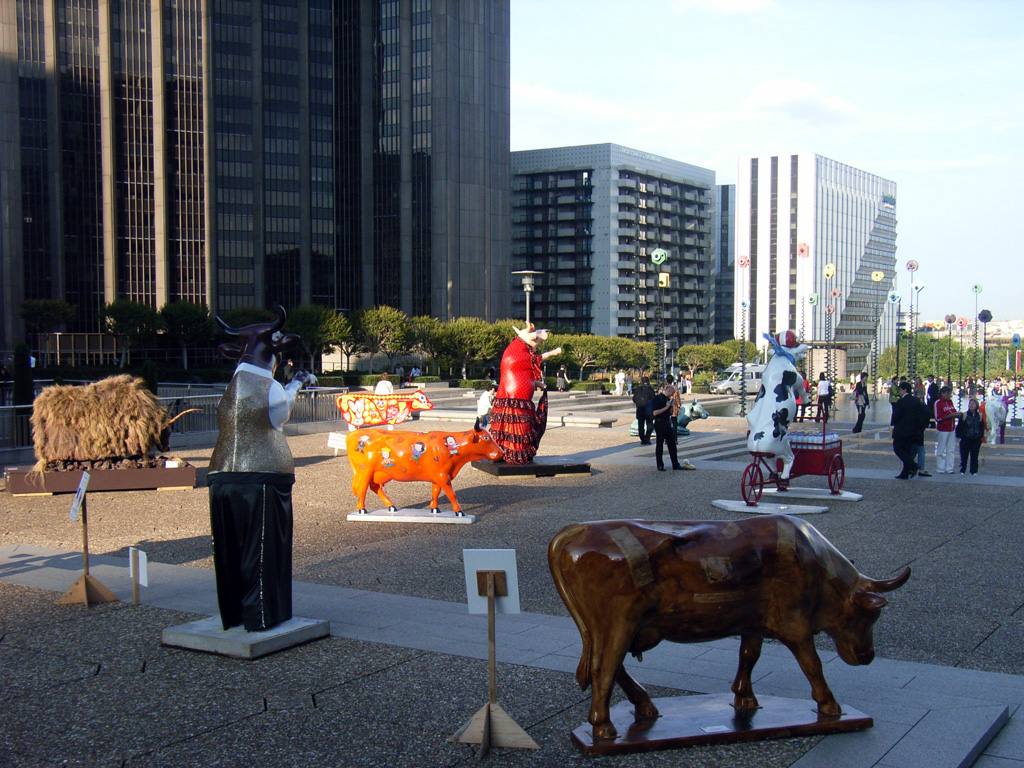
<box><xmin>489</xmin><ymin>338</ymin><xmax>548</xmax><ymax>464</ymax></box>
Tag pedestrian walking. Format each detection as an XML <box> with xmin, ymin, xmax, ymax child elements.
<box><xmin>632</xmin><ymin>376</ymin><xmax>655</xmax><ymax>445</ymax></box>
<box><xmin>957</xmin><ymin>398</ymin><xmax>985</xmax><ymax>475</ymax></box>
<box><xmin>933</xmin><ymin>386</ymin><xmax>958</xmax><ymax>474</ymax></box>
<box><xmin>477</xmin><ymin>384</ymin><xmax>495</xmax><ymax>429</ymax></box>
<box><xmin>913</xmin><ymin>393</ymin><xmax>932</xmax><ymax>477</ymax></box>
<box><xmin>891</xmin><ymin>381</ymin><xmax>920</xmax><ymax>479</ymax></box>
<box><xmin>614</xmin><ymin>369</ymin><xmax>626</xmax><ymax>396</ymax></box>
<box><xmin>852</xmin><ymin>372</ymin><xmax>869</xmax><ymax>433</ymax></box>
<box><xmin>815</xmin><ymin>372</ymin><xmax>832</xmax><ymax>422</ymax></box>
<box><xmin>556</xmin><ymin>366</ymin><xmax>569</xmax><ymax>392</ymax></box>
<box><xmin>652</xmin><ymin>381</ymin><xmax>683</xmax><ymax>471</ymax></box>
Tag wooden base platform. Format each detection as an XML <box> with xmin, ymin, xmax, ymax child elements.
<box><xmin>4</xmin><ymin>465</ymin><xmax>197</xmax><ymax>495</ymax></box>
<box><xmin>471</xmin><ymin>457</ymin><xmax>591</xmax><ymax>478</ymax></box>
<box><xmin>570</xmin><ymin>694</ymin><xmax>872</xmax><ymax>755</ymax></box>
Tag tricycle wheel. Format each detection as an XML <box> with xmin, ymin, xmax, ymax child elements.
<box><xmin>741</xmin><ymin>462</ymin><xmax>764</xmax><ymax>506</ymax></box>
<box><xmin>828</xmin><ymin>454</ymin><xmax>845</xmax><ymax>494</ymax></box>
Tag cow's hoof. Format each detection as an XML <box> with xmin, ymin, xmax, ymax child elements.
<box><xmin>634</xmin><ymin>699</ymin><xmax>659</xmax><ymax>720</ymax></box>
<box><xmin>817</xmin><ymin>700</ymin><xmax>843</xmax><ymax>717</ymax></box>
<box><xmin>388</xmin><ymin>506</ymin><xmax>397</xmax><ymax>512</ymax></box>
<box><xmin>356</xmin><ymin>509</ymin><xmax>368</xmax><ymax>515</ymax></box>
<box><xmin>454</xmin><ymin>510</ymin><xmax>464</xmax><ymax>517</ymax></box>
<box><xmin>430</xmin><ymin>508</ymin><xmax>440</xmax><ymax>514</ymax></box>
<box><xmin>592</xmin><ymin>722</ymin><xmax>617</xmax><ymax>741</ymax></box>
<box><xmin>732</xmin><ymin>694</ymin><xmax>760</xmax><ymax>711</ymax></box>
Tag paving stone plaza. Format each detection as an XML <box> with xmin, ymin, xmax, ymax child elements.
<box><xmin>2</xmin><ymin>389</ymin><xmax>1023</xmax><ymax>767</ymax></box>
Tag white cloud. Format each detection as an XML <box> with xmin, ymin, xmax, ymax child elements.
<box><xmin>741</xmin><ymin>79</ymin><xmax>860</xmax><ymax>125</ymax></box>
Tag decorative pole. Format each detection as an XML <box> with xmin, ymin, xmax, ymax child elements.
<box><xmin>971</xmin><ymin>283</ymin><xmax>983</xmax><ymax>387</ymax></box>
<box><xmin>979</xmin><ymin>309</ymin><xmax>992</xmax><ymax>390</ymax></box>
<box><xmin>737</xmin><ymin>255</ymin><xmax>751</xmax><ymax>417</ymax></box>
<box><xmin>944</xmin><ymin>313</ymin><xmax>956</xmax><ymax>387</ymax></box>
<box><xmin>870</xmin><ymin>271</ymin><xmax>886</xmax><ymax>395</ymax></box>
<box><xmin>957</xmin><ymin>316</ymin><xmax>968</xmax><ymax>408</ymax></box>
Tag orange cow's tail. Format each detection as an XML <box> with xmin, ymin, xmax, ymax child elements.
<box><xmin>547</xmin><ymin>523</ymin><xmax>593</xmax><ymax>691</ymax></box>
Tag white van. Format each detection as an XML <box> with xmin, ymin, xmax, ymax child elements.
<box><xmin>709</xmin><ymin>364</ymin><xmax>766</xmax><ymax>395</ymax></box>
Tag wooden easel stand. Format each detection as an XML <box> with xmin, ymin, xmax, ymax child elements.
<box><xmin>57</xmin><ymin>497</ymin><xmax>119</xmax><ymax>607</ymax></box>
<box><xmin>451</xmin><ymin>570</ymin><xmax>538</xmax><ymax>759</ymax></box>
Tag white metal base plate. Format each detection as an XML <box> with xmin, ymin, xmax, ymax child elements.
<box><xmin>712</xmin><ymin>499</ymin><xmax>828</xmax><ymax>515</ymax></box>
<box><xmin>346</xmin><ymin>507</ymin><xmax>476</xmax><ymax>524</ymax></box>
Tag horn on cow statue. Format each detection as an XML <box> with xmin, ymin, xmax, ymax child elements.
<box><xmin>270</xmin><ymin>304</ymin><xmax>287</xmax><ymax>333</ymax></box>
<box><xmin>867</xmin><ymin>566</ymin><xmax>911</xmax><ymax>593</ymax></box>
<box><xmin>215</xmin><ymin>316</ymin><xmax>240</xmax><ymax>336</ymax></box>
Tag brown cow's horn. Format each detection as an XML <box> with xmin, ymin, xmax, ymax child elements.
<box><xmin>215</xmin><ymin>316</ymin><xmax>239</xmax><ymax>336</ymax></box>
<box><xmin>270</xmin><ymin>304</ymin><xmax>287</xmax><ymax>333</ymax></box>
<box><xmin>166</xmin><ymin>408</ymin><xmax>201</xmax><ymax>426</ymax></box>
<box><xmin>869</xmin><ymin>566</ymin><xmax>911</xmax><ymax>593</ymax></box>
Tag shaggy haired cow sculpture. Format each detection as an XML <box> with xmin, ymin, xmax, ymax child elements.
<box><xmin>30</xmin><ymin>375</ymin><xmax>194</xmax><ymax>472</ymax></box>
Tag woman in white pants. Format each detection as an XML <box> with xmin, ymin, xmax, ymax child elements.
<box><xmin>933</xmin><ymin>386</ymin><xmax>959</xmax><ymax>474</ymax></box>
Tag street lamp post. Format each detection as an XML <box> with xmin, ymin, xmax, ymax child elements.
<box><xmin>912</xmin><ymin>283</ymin><xmax>925</xmax><ymax>379</ymax></box>
<box><xmin>971</xmin><ymin>283</ymin><xmax>983</xmax><ymax>384</ymax></box>
<box><xmin>512</xmin><ymin>271</ymin><xmax>542</xmax><ymax>325</ymax></box>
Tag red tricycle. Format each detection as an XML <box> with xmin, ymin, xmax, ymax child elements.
<box><xmin>741</xmin><ymin>425</ymin><xmax>845</xmax><ymax>506</ymax></box>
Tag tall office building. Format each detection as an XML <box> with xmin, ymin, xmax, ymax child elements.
<box><xmin>510</xmin><ymin>144</ymin><xmax>715</xmax><ymax>359</ymax></box>
<box><xmin>734</xmin><ymin>153</ymin><xmax>898</xmax><ymax>377</ymax></box>
<box><xmin>712</xmin><ymin>183</ymin><xmax>735</xmax><ymax>342</ymax></box>
<box><xmin>0</xmin><ymin>0</ymin><xmax>510</xmax><ymax>349</ymax></box>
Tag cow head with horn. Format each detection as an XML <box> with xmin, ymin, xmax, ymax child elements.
<box><xmin>215</xmin><ymin>305</ymin><xmax>301</xmax><ymax>372</ymax></box>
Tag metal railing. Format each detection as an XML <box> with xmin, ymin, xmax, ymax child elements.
<box><xmin>0</xmin><ymin>386</ymin><xmax>349</xmax><ymax>451</ymax></box>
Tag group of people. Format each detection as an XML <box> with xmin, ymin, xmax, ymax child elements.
<box><xmin>889</xmin><ymin>373</ymin><xmax>987</xmax><ymax>478</ymax></box>
<box><xmin>631</xmin><ymin>375</ymin><xmax>691</xmax><ymax>471</ymax></box>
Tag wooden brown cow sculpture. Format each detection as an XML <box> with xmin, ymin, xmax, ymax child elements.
<box><xmin>348</xmin><ymin>421</ymin><xmax>503</xmax><ymax>515</ymax></box>
<box><xmin>548</xmin><ymin>515</ymin><xmax>910</xmax><ymax>740</ymax></box>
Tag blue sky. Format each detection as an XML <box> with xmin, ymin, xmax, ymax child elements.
<box><xmin>510</xmin><ymin>0</ymin><xmax>1024</xmax><ymax>324</ymax></box>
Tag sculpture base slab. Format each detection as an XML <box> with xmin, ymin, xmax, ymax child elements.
<box><xmin>5</xmin><ymin>465</ymin><xmax>196</xmax><ymax>495</ymax></box>
<box><xmin>712</xmin><ymin>499</ymin><xmax>828</xmax><ymax>515</ymax></box>
<box><xmin>471</xmin><ymin>457</ymin><xmax>591</xmax><ymax>478</ymax></box>
<box><xmin>161</xmin><ymin>615</ymin><xmax>329</xmax><ymax>660</ymax></box>
<box><xmin>571</xmin><ymin>694</ymin><xmax>872</xmax><ymax>756</ymax></box>
<box><xmin>763</xmin><ymin>487</ymin><xmax>862</xmax><ymax>502</ymax></box>
<box><xmin>345</xmin><ymin>508</ymin><xmax>475</xmax><ymax>524</ymax></box>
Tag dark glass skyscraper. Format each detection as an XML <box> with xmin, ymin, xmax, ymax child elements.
<box><xmin>0</xmin><ymin>0</ymin><xmax>510</xmax><ymax>349</ymax></box>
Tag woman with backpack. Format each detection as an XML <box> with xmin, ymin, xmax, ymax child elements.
<box><xmin>956</xmin><ymin>397</ymin><xmax>985</xmax><ymax>475</ymax></box>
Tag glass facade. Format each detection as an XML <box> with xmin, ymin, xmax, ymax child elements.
<box><xmin>1</xmin><ymin>0</ymin><xmax>510</xmax><ymax>346</ymax></box>
<box><xmin>511</xmin><ymin>144</ymin><xmax>716</xmax><ymax>351</ymax></box>
<box><xmin>736</xmin><ymin>153</ymin><xmax>898</xmax><ymax>377</ymax></box>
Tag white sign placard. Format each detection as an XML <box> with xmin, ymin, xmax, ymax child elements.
<box><xmin>69</xmin><ymin>471</ymin><xmax>90</xmax><ymax>521</ymax></box>
<box><xmin>129</xmin><ymin>547</ymin><xmax>149</xmax><ymax>587</ymax></box>
<box><xmin>463</xmin><ymin>549</ymin><xmax>520</xmax><ymax>615</ymax></box>
<box><xmin>327</xmin><ymin>431</ymin><xmax>347</xmax><ymax>450</ymax></box>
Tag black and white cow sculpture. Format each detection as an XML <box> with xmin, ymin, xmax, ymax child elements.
<box><xmin>746</xmin><ymin>331</ymin><xmax>808</xmax><ymax>481</ymax></box>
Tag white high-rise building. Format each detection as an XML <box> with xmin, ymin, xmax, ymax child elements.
<box><xmin>734</xmin><ymin>154</ymin><xmax>898</xmax><ymax>378</ymax></box>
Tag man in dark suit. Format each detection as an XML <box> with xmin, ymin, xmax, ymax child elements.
<box><xmin>891</xmin><ymin>381</ymin><xmax>921</xmax><ymax>479</ymax></box>
<box><xmin>925</xmin><ymin>374</ymin><xmax>940</xmax><ymax>428</ymax></box>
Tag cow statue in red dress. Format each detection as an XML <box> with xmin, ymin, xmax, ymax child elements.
<box><xmin>489</xmin><ymin>323</ymin><xmax>562</xmax><ymax>464</ymax></box>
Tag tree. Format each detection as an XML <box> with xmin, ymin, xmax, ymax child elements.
<box><xmin>357</xmin><ymin>306</ymin><xmax>410</xmax><ymax>373</ymax></box>
<box><xmin>437</xmin><ymin>317</ymin><xmax>498</xmax><ymax>380</ymax></box>
<box><xmin>719</xmin><ymin>338</ymin><xmax>761</xmax><ymax>365</ymax></box>
<box><xmin>102</xmin><ymin>300</ymin><xmax>162</xmax><ymax>368</ymax></box>
<box><xmin>285</xmin><ymin>304</ymin><xmax>347</xmax><ymax>372</ymax></box>
<box><xmin>409</xmin><ymin>315</ymin><xmax>444</xmax><ymax>375</ymax></box>
<box><xmin>332</xmin><ymin>313</ymin><xmax>358</xmax><ymax>371</ymax></box>
<box><xmin>159</xmin><ymin>301</ymin><xmax>214</xmax><ymax>371</ymax></box>
<box><xmin>676</xmin><ymin>343</ymin><xmax>734</xmax><ymax>380</ymax></box>
<box><xmin>561</xmin><ymin>334</ymin><xmax>612</xmax><ymax>380</ymax></box>
<box><xmin>19</xmin><ymin>299</ymin><xmax>76</xmax><ymax>338</ymax></box>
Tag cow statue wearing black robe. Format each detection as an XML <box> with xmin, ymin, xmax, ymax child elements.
<box><xmin>208</xmin><ymin>306</ymin><xmax>313</xmax><ymax>631</ymax></box>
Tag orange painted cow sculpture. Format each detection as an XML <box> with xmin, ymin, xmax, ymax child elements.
<box><xmin>347</xmin><ymin>421</ymin><xmax>503</xmax><ymax>515</ymax></box>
